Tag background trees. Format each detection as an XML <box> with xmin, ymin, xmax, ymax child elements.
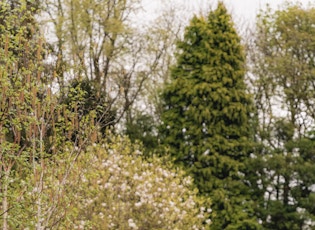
<box><xmin>160</xmin><ymin>2</ymin><xmax>259</xmax><ymax>229</ymax></box>
<box><xmin>42</xmin><ymin>0</ymin><xmax>180</xmax><ymax>137</ymax></box>
<box><xmin>2</xmin><ymin>0</ymin><xmax>315</xmax><ymax>229</ymax></box>
<box><xmin>248</xmin><ymin>3</ymin><xmax>315</xmax><ymax>229</ymax></box>
<box><xmin>0</xmin><ymin>1</ymin><xmax>211</xmax><ymax>229</ymax></box>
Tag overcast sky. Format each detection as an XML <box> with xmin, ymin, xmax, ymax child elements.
<box><xmin>215</xmin><ymin>0</ymin><xmax>312</xmax><ymax>22</ymax></box>
<box><xmin>140</xmin><ymin>0</ymin><xmax>313</xmax><ymax>26</ymax></box>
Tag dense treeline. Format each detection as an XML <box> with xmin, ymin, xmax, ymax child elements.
<box><xmin>1</xmin><ymin>0</ymin><xmax>315</xmax><ymax>229</ymax></box>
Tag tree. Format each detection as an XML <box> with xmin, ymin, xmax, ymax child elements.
<box><xmin>42</xmin><ymin>0</ymin><xmax>178</xmax><ymax>134</ymax></box>
<box><xmin>60</xmin><ymin>78</ymin><xmax>116</xmax><ymax>141</ymax></box>
<box><xmin>0</xmin><ymin>1</ymin><xmax>98</xmax><ymax>228</ymax></box>
<box><xmin>0</xmin><ymin>1</ymin><xmax>45</xmax><ymax>228</ymax></box>
<box><xmin>124</xmin><ymin>1</ymin><xmax>185</xmax><ymax>154</ymax></box>
<box><xmin>248</xmin><ymin>3</ymin><xmax>315</xmax><ymax>229</ymax></box>
<box><xmin>160</xmin><ymin>2</ymin><xmax>259</xmax><ymax>229</ymax></box>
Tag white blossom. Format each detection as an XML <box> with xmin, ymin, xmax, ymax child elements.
<box><xmin>71</xmin><ymin>135</ymin><xmax>210</xmax><ymax>229</ymax></box>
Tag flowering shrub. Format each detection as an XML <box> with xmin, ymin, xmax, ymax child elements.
<box><xmin>72</xmin><ymin>135</ymin><xmax>211</xmax><ymax>229</ymax></box>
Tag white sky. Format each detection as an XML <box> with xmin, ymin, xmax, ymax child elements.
<box><xmin>217</xmin><ymin>0</ymin><xmax>312</xmax><ymax>22</ymax></box>
<box><xmin>140</xmin><ymin>0</ymin><xmax>313</xmax><ymax>26</ymax></box>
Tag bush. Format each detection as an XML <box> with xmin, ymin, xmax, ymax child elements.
<box><xmin>71</xmin><ymin>135</ymin><xmax>211</xmax><ymax>229</ymax></box>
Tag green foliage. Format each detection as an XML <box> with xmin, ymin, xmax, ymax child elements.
<box><xmin>0</xmin><ymin>1</ymin><xmax>48</xmax><ymax>228</ymax></box>
<box><xmin>0</xmin><ymin>1</ymin><xmax>99</xmax><ymax>228</ymax></box>
<box><xmin>249</xmin><ymin>3</ymin><xmax>315</xmax><ymax>229</ymax></box>
<box><xmin>8</xmin><ymin>0</ymin><xmax>315</xmax><ymax>229</ymax></box>
<box><xmin>253</xmin><ymin>2</ymin><xmax>315</xmax><ymax>129</ymax></box>
<box><xmin>43</xmin><ymin>0</ymin><xmax>157</xmax><ymax>129</ymax></box>
<box><xmin>125</xmin><ymin>112</ymin><xmax>159</xmax><ymax>155</ymax></box>
<box><xmin>60</xmin><ymin>78</ymin><xmax>116</xmax><ymax>139</ymax></box>
<box><xmin>160</xmin><ymin>2</ymin><xmax>259</xmax><ymax>229</ymax></box>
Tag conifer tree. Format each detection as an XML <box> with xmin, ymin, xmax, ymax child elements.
<box><xmin>160</xmin><ymin>2</ymin><xmax>259</xmax><ymax>229</ymax></box>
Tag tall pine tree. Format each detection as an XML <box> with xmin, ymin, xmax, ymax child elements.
<box><xmin>160</xmin><ymin>2</ymin><xmax>260</xmax><ymax>229</ymax></box>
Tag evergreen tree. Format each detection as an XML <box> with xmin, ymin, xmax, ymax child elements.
<box><xmin>160</xmin><ymin>2</ymin><xmax>259</xmax><ymax>229</ymax></box>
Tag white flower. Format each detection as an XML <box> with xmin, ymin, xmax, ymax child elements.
<box><xmin>133</xmin><ymin>173</ymin><xmax>140</xmax><ymax>180</ymax></box>
<box><xmin>206</xmin><ymin>219</ymin><xmax>212</xmax><ymax>225</ymax></box>
<box><xmin>104</xmin><ymin>182</ymin><xmax>111</xmax><ymax>188</ymax></box>
<box><xmin>121</xmin><ymin>183</ymin><xmax>128</xmax><ymax>191</ymax></box>
<box><xmin>128</xmin><ymin>219</ymin><xmax>138</xmax><ymax>229</ymax></box>
<box><xmin>135</xmin><ymin>202</ymin><xmax>142</xmax><ymax>207</ymax></box>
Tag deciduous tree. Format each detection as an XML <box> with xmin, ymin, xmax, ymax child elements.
<box><xmin>0</xmin><ymin>1</ymin><xmax>98</xmax><ymax>228</ymax></box>
<box><xmin>248</xmin><ymin>3</ymin><xmax>315</xmax><ymax>229</ymax></box>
